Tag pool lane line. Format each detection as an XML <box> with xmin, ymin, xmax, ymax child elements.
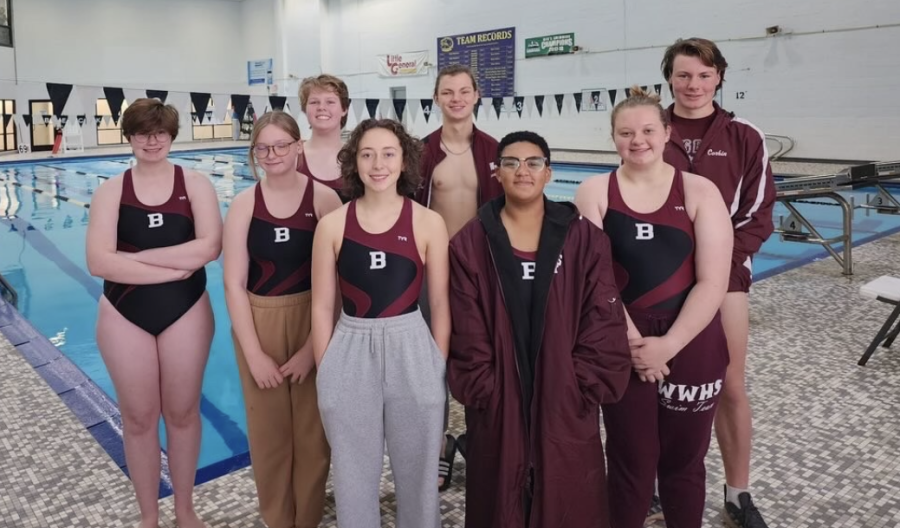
<box><xmin>6</xmin><ymin>171</ymin><xmax>100</xmax><ymax>201</ymax></box>
<box><xmin>0</xmin><ymin>177</ymin><xmax>91</xmax><ymax>208</ymax></box>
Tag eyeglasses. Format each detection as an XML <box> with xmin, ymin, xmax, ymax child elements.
<box><xmin>131</xmin><ymin>131</ymin><xmax>171</xmax><ymax>144</ymax></box>
<box><xmin>498</xmin><ymin>156</ymin><xmax>548</xmax><ymax>171</ymax></box>
<box><xmin>253</xmin><ymin>142</ymin><xmax>294</xmax><ymax>159</ymax></box>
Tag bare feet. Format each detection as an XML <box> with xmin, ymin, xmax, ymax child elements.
<box><xmin>137</xmin><ymin>519</ymin><xmax>159</xmax><ymax>528</ymax></box>
<box><xmin>175</xmin><ymin>509</ymin><xmax>208</xmax><ymax>528</ymax></box>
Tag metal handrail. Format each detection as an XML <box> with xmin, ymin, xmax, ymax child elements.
<box><xmin>0</xmin><ymin>272</ymin><xmax>17</xmax><ymax>309</ymax></box>
<box><xmin>766</xmin><ymin>134</ymin><xmax>796</xmax><ymax>160</ymax></box>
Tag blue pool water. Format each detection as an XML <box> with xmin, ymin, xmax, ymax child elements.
<box><xmin>1</xmin><ymin>148</ymin><xmax>900</xmax><ymax>486</ymax></box>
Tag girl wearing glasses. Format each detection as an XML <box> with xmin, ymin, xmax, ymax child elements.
<box><xmin>447</xmin><ymin>130</ymin><xmax>631</xmax><ymax>528</ymax></box>
<box><xmin>298</xmin><ymin>74</ymin><xmax>351</xmax><ymax>202</ymax></box>
<box><xmin>222</xmin><ymin>110</ymin><xmax>342</xmax><ymax>527</ymax></box>
<box><xmin>86</xmin><ymin>98</ymin><xmax>222</xmax><ymax>528</ymax></box>
<box><xmin>575</xmin><ymin>87</ymin><xmax>733</xmax><ymax>528</ymax></box>
<box><xmin>311</xmin><ymin>119</ymin><xmax>449</xmax><ymax>528</ymax></box>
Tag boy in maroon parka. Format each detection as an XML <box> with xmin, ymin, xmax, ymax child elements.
<box><xmin>448</xmin><ymin>131</ymin><xmax>631</xmax><ymax>528</ymax></box>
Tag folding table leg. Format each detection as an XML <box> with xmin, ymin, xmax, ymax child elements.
<box><xmin>882</xmin><ymin>319</ymin><xmax>900</xmax><ymax>348</ymax></box>
<box><xmin>859</xmin><ymin>303</ymin><xmax>900</xmax><ymax>366</ymax></box>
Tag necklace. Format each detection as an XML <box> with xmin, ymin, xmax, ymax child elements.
<box><xmin>440</xmin><ymin>138</ymin><xmax>472</xmax><ymax>156</ymax></box>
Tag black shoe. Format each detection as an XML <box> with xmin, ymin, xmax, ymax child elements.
<box><xmin>457</xmin><ymin>432</ymin><xmax>467</xmax><ymax>460</ymax></box>
<box><xmin>724</xmin><ymin>490</ymin><xmax>769</xmax><ymax>528</ymax></box>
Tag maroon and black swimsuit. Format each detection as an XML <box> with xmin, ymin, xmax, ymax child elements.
<box><xmin>298</xmin><ymin>154</ymin><xmax>347</xmax><ymax>203</ymax></box>
<box><xmin>337</xmin><ymin>198</ymin><xmax>423</xmax><ymax>318</ymax></box>
<box><xmin>247</xmin><ymin>181</ymin><xmax>317</xmax><ymax>296</ymax></box>
<box><xmin>604</xmin><ymin>168</ymin><xmax>696</xmax><ymax>310</ymax></box>
<box><xmin>102</xmin><ymin>165</ymin><xmax>207</xmax><ymax>336</ymax></box>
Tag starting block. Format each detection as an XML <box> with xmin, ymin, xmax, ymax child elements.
<box><xmin>858</xmin><ymin>276</ymin><xmax>900</xmax><ymax>366</ymax></box>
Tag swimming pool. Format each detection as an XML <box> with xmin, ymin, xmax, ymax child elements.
<box><xmin>2</xmin><ymin>148</ymin><xmax>900</xmax><ymax>494</ymax></box>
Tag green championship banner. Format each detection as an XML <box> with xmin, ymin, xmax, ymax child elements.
<box><xmin>525</xmin><ymin>33</ymin><xmax>575</xmax><ymax>58</ymax></box>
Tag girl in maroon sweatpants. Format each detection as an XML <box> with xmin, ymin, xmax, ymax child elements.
<box><xmin>575</xmin><ymin>86</ymin><xmax>734</xmax><ymax>528</ymax></box>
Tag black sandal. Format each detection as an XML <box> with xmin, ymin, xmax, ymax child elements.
<box><xmin>438</xmin><ymin>434</ymin><xmax>457</xmax><ymax>492</ymax></box>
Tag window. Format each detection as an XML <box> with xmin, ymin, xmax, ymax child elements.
<box><xmin>96</xmin><ymin>99</ymin><xmax>128</xmax><ymax>145</ymax></box>
<box><xmin>1</xmin><ymin>99</ymin><xmax>15</xmax><ymax>151</ymax></box>
<box><xmin>0</xmin><ymin>0</ymin><xmax>11</xmax><ymax>48</ymax></box>
<box><xmin>192</xmin><ymin>101</ymin><xmax>234</xmax><ymax>141</ymax></box>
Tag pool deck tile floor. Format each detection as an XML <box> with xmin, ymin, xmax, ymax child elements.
<box><xmin>4</xmin><ymin>231</ymin><xmax>900</xmax><ymax>527</ymax></box>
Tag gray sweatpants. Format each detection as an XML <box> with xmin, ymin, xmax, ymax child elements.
<box><xmin>317</xmin><ymin>310</ymin><xmax>446</xmax><ymax>528</ymax></box>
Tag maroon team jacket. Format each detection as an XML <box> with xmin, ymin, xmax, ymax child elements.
<box><xmin>414</xmin><ymin>125</ymin><xmax>504</xmax><ymax>207</ymax></box>
<box><xmin>448</xmin><ymin>197</ymin><xmax>632</xmax><ymax>528</ymax></box>
<box><xmin>664</xmin><ymin>103</ymin><xmax>776</xmax><ymax>263</ymax></box>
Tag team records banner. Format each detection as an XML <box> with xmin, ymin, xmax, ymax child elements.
<box><xmin>376</xmin><ymin>51</ymin><xmax>429</xmax><ymax>77</ymax></box>
<box><xmin>437</xmin><ymin>27</ymin><xmax>515</xmax><ymax>98</ymax></box>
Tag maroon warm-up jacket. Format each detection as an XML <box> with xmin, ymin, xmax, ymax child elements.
<box><xmin>448</xmin><ymin>197</ymin><xmax>632</xmax><ymax>528</ymax></box>
<box><xmin>664</xmin><ymin>103</ymin><xmax>776</xmax><ymax>263</ymax></box>
<box><xmin>414</xmin><ymin>125</ymin><xmax>504</xmax><ymax>207</ymax></box>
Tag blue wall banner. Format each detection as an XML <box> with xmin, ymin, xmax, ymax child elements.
<box><xmin>437</xmin><ymin>27</ymin><xmax>515</xmax><ymax>98</ymax></box>
<box><xmin>247</xmin><ymin>59</ymin><xmax>273</xmax><ymax>86</ymax></box>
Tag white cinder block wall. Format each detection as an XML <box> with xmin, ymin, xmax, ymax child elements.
<box><xmin>1</xmin><ymin>0</ymin><xmax>898</xmax><ymax>160</ymax></box>
<box><xmin>278</xmin><ymin>0</ymin><xmax>900</xmax><ymax>161</ymax></box>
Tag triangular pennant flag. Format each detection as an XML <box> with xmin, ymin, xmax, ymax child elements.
<box><xmin>231</xmin><ymin>94</ymin><xmax>250</xmax><ymax>121</ymax></box>
<box><xmin>93</xmin><ymin>115</ymin><xmax>103</xmax><ymax>126</ymax></box>
<box><xmin>392</xmin><ymin>98</ymin><xmax>407</xmax><ymax>121</ymax></box>
<box><xmin>609</xmin><ymin>89</ymin><xmax>618</xmax><ymax>106</ymax></box>
<box><xmin>641</xmin><ymin>85</ymin><xmax>648</xmax><ymax>93</ymax></box>
<box><xmin>470</xmin><ymin>98</ymin><xmax>481</xmax><ymax>120</ymax></box>
<box><xmin>534</xmin><ymin>95</ymin><xmax>545</xmax><ymax>117</ymax></box>
<box><xmin>269</xmin><ymin>96</ymin><xmax>287</xmax><ymax>111</ymax></box>
<box><xmin>147</xmin><ymin>90</ymin><xmax>168</xmax><ymax>102</ymax></box>
<box><xmin>123</xmin><ymin>89</ymin><xmax>145</xmax><ymax>109</ymax></box>
<box><xmin>250</xmin><ymin>95</ymin><xmax>270</xmax><ymax>118</ymax></box>
<box><xmin>625</xmin><ymin>87</ymin><xmax>632</xmax><ymax>98</ymax></box>
<box><xmin>205</xmin><ymin>110</ymin><xmax>213</xmax><ymax>122</ymax></box>
<box><xmin>46</xmin><ymin>83</ymin><xmax>74</xmax><ymax>119</ymax></box>
<box><xmin>103</xmin><ymin>87</ymin><xmax>126</xmax><ymax>125</ymax></box>
<box><xmin>492</xmin><ymin>97</ymin><xmax>503</xmax><ymax>119</ymax></box>
<box><xmin>59</xmin><ymin>115</ymin><xmax>69</xmax><ymax>127</ymax></box>
<box><xmin>212</xmin><ymin>94</ymin><xmax>231</xmax><ymax>123</ymax></box>
<box><xmin>654</xmin><ymin>83</ymin><xmax>663</xmax><ymax>95</ymax></box>
<box><xmin>191</xmin><ymin>112</ymin><xmax>199</xmax><ymax>124</ymax></box>
<box><xmin>286</xmin><ymin>96</ymin><xmax>301</xmax><ymax>117</ymax></box>
<box><xmin>1</xmin><ymin>114</ymin><xmax>11</xmax><ymax>131</ymax></box>
<box><xmin>42</xmin><ymin>114</ymin><xmax>52</xmax><ymax>125</ymax></box>
<box><xmin>573</xmin><ymin>92</ymin><xmax>583</xmax><ymax>113</ymax></box>
<box><xmin>190</xmin><ymin>92</ymin><xmax>211</xmax><ymax>124</ymax></box>
<box><xmin>351</xmin><ymin>98</ymin><xmax>365</xmax><ymax>124</ymax></box>
<box><xmin>420</xmin><ymin>99</ymin><xmax>434</xmax><ymax>123</ymax></box>
<box><xmin>103</xmin><ymin>115</ymin><xmax>112</xmax><ymax>126</ymax></box>
<box><xmin>554</xmin><ymin>94</ymin><xmax>565</xmax><ymax>115</ymax></box>
<box><xmin>365</xmin><ymin>98</ymin><xmax>380</xmax><ymax>119</ymax></box>
<box><xmin>76</xmin><ymin>114</ymin><xmax>86</xmax><ymax>127</ymax></box>
<box><xmin>513</xmin><ymin>96</ymin><xmax>524</xmax><ymax>118</ymax></box>
<box><xmin>590</xmin><ymin>91</ymin><xmax>603</xmax><ymax>111</ymax></box>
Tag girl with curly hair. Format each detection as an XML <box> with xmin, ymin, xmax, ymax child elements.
<box><xmin>310</xmin><ymin>119</ymin><xmax>450</xmax><ymax>528</ymax></box>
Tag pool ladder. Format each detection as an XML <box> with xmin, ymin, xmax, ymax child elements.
<box><xmin>0</xmin><ymin>272</ymin><xmax>17</xmax><ymax>309</ymax></box>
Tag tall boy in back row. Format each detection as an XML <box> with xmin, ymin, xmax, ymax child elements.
<box><xmin>662</xmin><ymin>37</ymin><xmax>775</xmax><ymax>528</ymax></box>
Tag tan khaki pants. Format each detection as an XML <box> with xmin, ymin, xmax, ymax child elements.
<box><xmin>233</xmin><ymin>290</ymin><xmax>330</xmax><ymax>528</ymax></box>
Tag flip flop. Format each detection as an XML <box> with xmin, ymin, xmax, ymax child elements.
<box><xmin>438</xmin><ymin>433</ymin><xmax>457</xmax><ymax>492</ymax></box>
